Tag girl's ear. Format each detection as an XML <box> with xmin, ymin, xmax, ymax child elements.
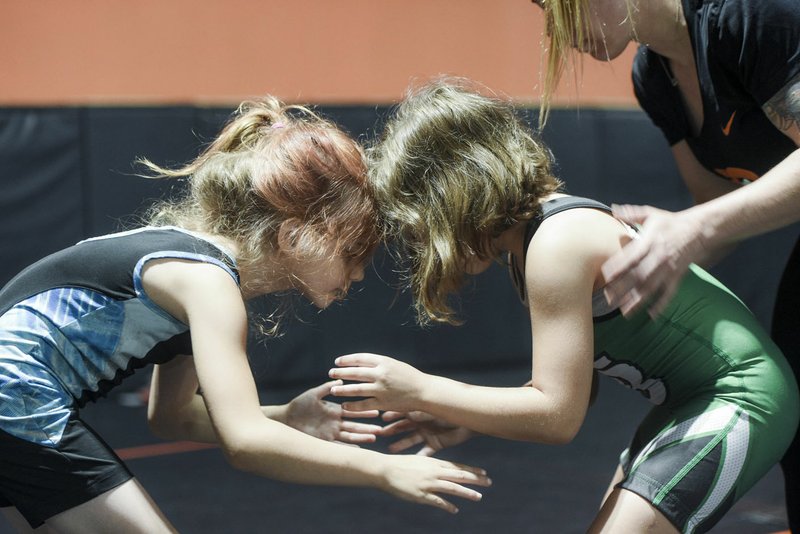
<box><xmin>277</xmin><ymin>218</ymin><xmax>304</xmax><ymax>256</ymax></box>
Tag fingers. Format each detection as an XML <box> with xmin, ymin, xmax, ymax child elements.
<box><xmin>602</xmin><ymin>240</ymin><xmax>666</xmax><ymax>316</ymax></box>
<box><xmin>337</xmin><ymin>431</ymin><xmax>377</xmax><ymax>445</ymax></box>
<box><xmin>610</xmin><ymin>203</ymin><xmax>656</xmax><ymax>225</ymax></box>
<box><xmin>330</xmin><ymin>383</ymin><xmax>376</xmax><ymax>398</ymax></box>
<box><xmin>341</xmin><ymin>398</ymin><xmax>380</xmax><ymax>412</ymax></box>
<box><xmin>604</xmin><ymin>204</ymin><xmax>692</xmax><ymax>317</ymax></box>
<box><xmin>422</xmin><ymin>493</ymin><xmax>459</xmax><ymax>514</ymax></box>
<box><xmin>341</xmin><ymin>408</ymin><xmax>379</xmax><ymax>419</ymax></box>
<box><xmin>602</xmin><ymin>204</ymin><xmax>661</xmax><ymax>308</ymax></box>
<box><xmin>615</xmin><ymin>253</ymin><xmax>686</xmax><ymax>317</ymax></box>
<box><xmin>433</xmin><ymin>480</ymin><xmax>484</xmax><ymax>502</ymax></box>
<box><xmin>601</xmin><ymin>238</ymin><xmax>650</xmax><ymax>286</ymax></box>
<box><xmin>648</xmin><ymin>276</ymin><xmax>682</xmax><ymax>319</ymax></box>
<box><xmin>311</xmin><ymin>379</ymin><xmax>342</xmax><ymax>399</ymax></box>
<box><xmin>419</xmin><ymin>476</ymin><xmax>488</xmax><ymax>514</ymax></box>
<box><xmin>602</xmin><ymin>251</ymin><xmax>653</xmax><ymax>313</ymax></box>
<box><xmin>334</xmin><ymin>353</ymin><xmax>383</xmax><ymax>368</ymax></box>
<box><xmin>339</xmin><ymin>420</ymin><xmax>383</xmax><ymax>435</ymax></box>
<box><xmin>617</xmin><ymin>286</ymin><xmax>645</xmax><ymax>317</ymax></box>
<box><xmin>417</xmin><ymin>445</ymin><xmax>437</xmax><ymax>457</ymax></box>
<box><xmin>406</xmin><ymin>410</ymin><xmax>435</xmax><ymax>422</ymax></box>
<box><xmin>416</xmin><ymin>467</ymin><xmax>491</xmax><ymax>513</ymax></box>
<box><xmin>383</xmin><ymin>411</ymin><xmax>434</xmax><ymax>423</ymax></box>
<box><xmin>387</xmin><ymin>433</ymin><xmax>425</xmax><ymax>453</ymax></box>
<box><xmin>329</xmin><ymin>367</ymin><xmax>377</xmax><ymax>383</ymax></box>
<box><xmin>388</xmin><ymin>459</ymin><xmax>491</xmax><ymax>514</ymax></box>
<box><xmin>380</xmin><ymin>419</ymin><xmax>417</xmax><ymax>437</ymax></box>
<box><xmin>440</xmin><ymin>465</ymin><xmax>492</xmax><ymax>486</ymax></box>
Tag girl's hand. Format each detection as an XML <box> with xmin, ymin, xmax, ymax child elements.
<box><xmin>328</xmin><ymin>353</ymin><xmax>427</xmax><ymax>413</ymax></box>
<box><xmin>381</xmin><ymin>411</ymin><xmax>474</xmax><ymax>456</ymax></box>
<box><xmin>285</xmin><ymin>380</ymin><xmax>381</xmax><ymax>445</ymax></box>
<box><xmin>378</xmin><ymin>454</ymin><xmax>491</xmax><ymax>514</ymax></box>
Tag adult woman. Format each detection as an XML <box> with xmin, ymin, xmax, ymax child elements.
<box><xmin>533</xmin><ymin>0</ymin><xmax>800</xmax><ymax>527</ymax></box>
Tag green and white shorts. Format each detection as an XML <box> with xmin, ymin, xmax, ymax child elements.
<box><xmin>618</xmin><ymin>400</ymin><xmax>794</xmax><ymax>533</ymax></box>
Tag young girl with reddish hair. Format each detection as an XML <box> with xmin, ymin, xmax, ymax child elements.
<box><xmin>0</xmin><ymin>96</ymin><xmax>490</xmax><ymax>533</ymax></box>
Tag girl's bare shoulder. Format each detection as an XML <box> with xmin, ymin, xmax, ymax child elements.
<box><xmin>525</xmin><ymin>207</ymin><xmax>626</xmax><ymax>295</ymax></box>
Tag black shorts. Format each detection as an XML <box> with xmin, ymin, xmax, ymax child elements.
<box><xmin>0</xmin><ymin>414</ymin><xmax>132</xmax><ymax>528</ymax></box>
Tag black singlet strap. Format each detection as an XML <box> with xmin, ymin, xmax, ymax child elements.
<box><xmin>522</xmin><ymin>197</ymin><xmax>612</xmax><ymax>259</ymax></box>
<box><xmin>508</xmin><ymin>196</ymin><xmax>612</xmax><ymax>305</ymax></box>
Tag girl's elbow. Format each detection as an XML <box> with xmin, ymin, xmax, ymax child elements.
<box><xmin>218</xmin><ymin>432</ymin><xmax>260</xmax><ymax>472</ymax></box>
<box><xmin>526</xmin><ymin>414</ymin><xmax>583</xmax><ymax>445</ymax></box>
<box><xmin>544</xmin><ymin>399</ymin><xmax>587</xmax><ymax>444</ymax></box>
<box><xmin>548</xmin><ymin>424</ymin><xmax>580</xmax><ymax>445</ymax></box>
<box><xmin>147</xmin><ymin>407</ymin><xmax>196</xmax><ymax>441</ymax></box>
<box><xmin>555</xmin><ymin>412</ymin><xmax>586</xmax><ymax>444</ymax></box>
<box><xmin>221</xmin><ymin>445</ymin><xmax>250</xmax><ymax>471</ymax></box>
<box><xmin>147</xmin><ymin>410</ymin><xmax>177</xmax><ymax>440</ymax></box>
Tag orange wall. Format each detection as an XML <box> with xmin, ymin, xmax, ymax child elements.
<box><xmin>1</xmin><ymin>0</ymin><xmax>638</xmax><ymax>107</ymax></box>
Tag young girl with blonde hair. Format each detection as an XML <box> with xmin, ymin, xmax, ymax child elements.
<box><xmin>0</xmin><ymin>96</ymin><xmax>490</xmax><ymax>533</ymax></box>
<box><xmin>330</xmin><ymin>79</ymin><xmax>799</xmax><ymax>533</ymax></box>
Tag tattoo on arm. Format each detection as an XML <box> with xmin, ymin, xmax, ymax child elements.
<box><xmin>764</xmin><ymin>71</ymin><xmax>800</xmax><ymax>133</ymax></box>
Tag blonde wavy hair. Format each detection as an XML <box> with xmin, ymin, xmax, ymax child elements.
<box><xmin>140</xmin><ymin>96</ymin><xmax>377</xmax><ymax>300</ymax></box>
<box><xmin>369</xmin><ymin>78</ymin><xmax>562</xmax><ymax>325</ymax></box>
<box><xmin>538</xmin><ymin>0</ymin><xmax>636</xmax><ymax>126</ymax></box>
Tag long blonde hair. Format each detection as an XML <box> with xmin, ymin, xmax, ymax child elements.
<box><xmin>538</xmin><ymin>0</ymin><xmax>635</xmax><ymax>126</ymax></box>
<box><xmin>369</xmin><ymin>78</ymin><xmax>562</xmax><ymax>325</ymax></box>
<box><xmin>540</xmin><ymin>0</ymin><xmax>592</xmax><ymax>126</ymax></box>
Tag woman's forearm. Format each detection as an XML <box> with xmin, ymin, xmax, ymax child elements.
<box><xmin>690</xmin><ymin>148</ymin><xmax>800</xmax><ymax>246</ymax></box>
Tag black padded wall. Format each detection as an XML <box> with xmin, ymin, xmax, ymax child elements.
<box><xmin>1</xmin><ymin>105</ymin><xmax>797</xmax><ymax>388</ymax></box>
<box><xmin>0</xmin><ymin>109</ymin><xmax>85</xmax><ymax>279</ymax></box>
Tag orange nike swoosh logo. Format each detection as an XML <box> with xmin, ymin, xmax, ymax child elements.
<box><xmin>722</xmin><ymin>111</ymin><xmax>736</xmax><ymax>136</ymax></box>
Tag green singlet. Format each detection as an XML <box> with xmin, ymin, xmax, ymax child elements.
<box><xmin>509</xmin><ymin>196</ymin><xmax>799</xmax><ymax>533</ymax></box>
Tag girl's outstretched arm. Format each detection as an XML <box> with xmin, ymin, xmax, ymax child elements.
<box><xmin>331</xmin><ymin>351</ymin><xmax>589</xmax><ymax>445</ymax></box>
<box><xmin>143</xmin><ymin>258</ymin><xmax>491</xmax><ymax>512</ymax></box>
<box><xmin>331</xmin><ymin>209</ymin><xmax>614</xmax><ymax>445</ymax></box>
<box><xmin>149</xmin><ymin>363</ymin><xmax>382</xmax><ymax>446</ymax></box>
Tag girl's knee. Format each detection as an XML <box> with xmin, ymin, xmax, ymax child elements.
<box><xmin>589</xmin><ymin>489</ymin><xmax>678</xmax><ymax>534</ymax></box>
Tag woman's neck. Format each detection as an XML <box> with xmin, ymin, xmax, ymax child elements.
<box><xmin>631</xmin><ymin>0</ymin><xmax>692</xmax><ymax>65</ymax></box>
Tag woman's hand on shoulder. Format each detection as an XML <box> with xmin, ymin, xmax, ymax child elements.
<box><xmin>601</xmin><ymin>203</ymin><xmax>711</xmax><ymax>318</ymax></box>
